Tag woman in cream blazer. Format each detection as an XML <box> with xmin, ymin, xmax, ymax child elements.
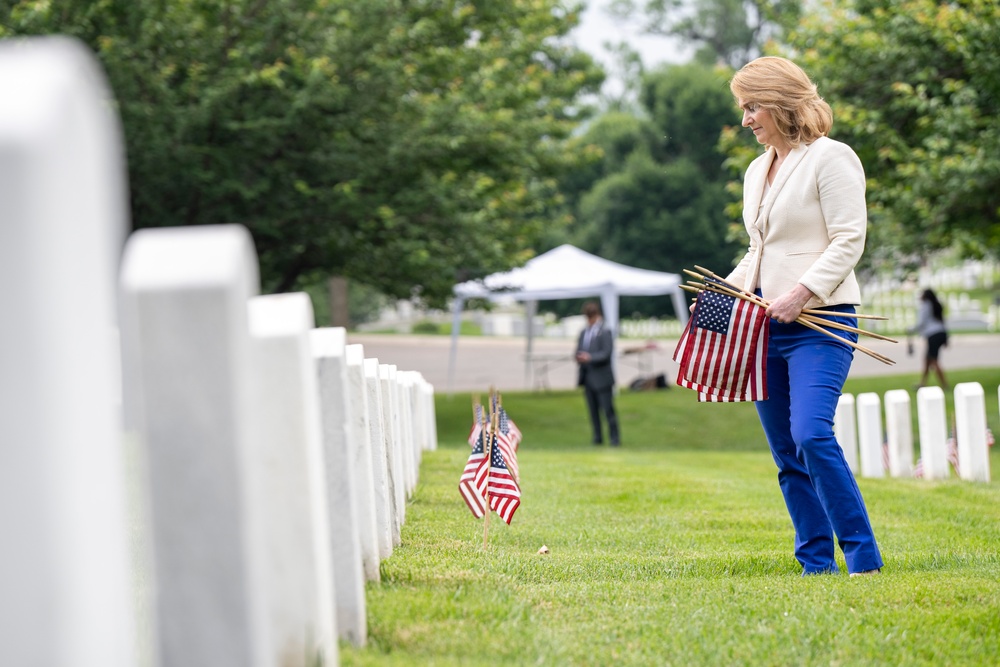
<box><xmin>727</xmin><ymin>57</ymin><xmax>883</xmax><ymax>577</ymax></box>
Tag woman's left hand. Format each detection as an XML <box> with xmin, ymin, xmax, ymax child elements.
<box><xmin>766</xmin><ymin>284</ymin><xmax>815</xmax><ymax>324</ymax></box>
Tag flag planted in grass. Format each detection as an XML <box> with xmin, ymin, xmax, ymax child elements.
<box><xmin>458</xmin><ymin>429</ymin><xmax>522</xmax><ymax>524</ymax></box>
<box><xmin>499</xmin><ymin>406</ymin><xmax>522</xmax><ymax>451</ymax></box>
<box><xmin>468</xmin><ymin>400</ymin><xmax>521</xmax><ymax>483</ymax></box>
<box><xmin>459</xmin><ymin>396</ymin><xmax>522</xmax><ymax>525</ymax></box>
<box><xmin>495</xmin><ymin>406</ymin><xmax>520</xmax><ymax>484</ymax></box>
<box><xmin>483</xmin><ymin>432</ymin><xmax>521</xmax><ymax>524</ymax></box>
<box><xmin>673</xmin><ymin>279</ymin><xmax>769</xmax><ymax>402</ymax></box>
<box><xmin>459</xmin><ymin>429</ymin><xmax>488</xmax><ymax>518</ymax></box>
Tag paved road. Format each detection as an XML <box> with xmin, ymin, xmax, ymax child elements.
<box><xmin>346</xmin><ymin>332</ymin><xmax>1000</xmax><ymax>394</ymax></box>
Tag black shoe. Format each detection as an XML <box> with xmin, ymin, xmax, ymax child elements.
<box><xmin>592</xmin><ymin>440</ymin><xmax>603</xmax><ymax>446</ymax></box>
<box><xmin>610</xmin><ymin>442</ymin><xmax>620</xmax><ymax>447</ymax></box>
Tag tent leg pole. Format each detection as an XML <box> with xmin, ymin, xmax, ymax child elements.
<box><xmin>447</xmin><ymin>297</ymin><xmax>465</xmax><ymax>396</ymax></box>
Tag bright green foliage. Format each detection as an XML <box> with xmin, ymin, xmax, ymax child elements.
<box><xmin>609</xmin><ymin>0</ymin><xmax>802</xmax><ymax>67</ymax></box>
<box><xmin>560</xmin><ymin>63</ymin><xmax>744</xmax><ymax>317</ymax></box>
<box><xmin>0</xmin><ymin>0</ymin><xmax>604</xmax><ymax>304</ymax></box>
<box><xmin>343</xmin><ymin>369</ymin><xmax>1000</xmax><ymax>665</ymax></box>
<box><xmin>789</xmin><ymin>0</ymin><xmax>1000</xmax><ymax>269</ymax></box>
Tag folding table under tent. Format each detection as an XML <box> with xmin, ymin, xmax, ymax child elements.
<box><xmin>448</xmin><ymin>244</ymin><xmax>690</xmax><ymax>391</ymax></box>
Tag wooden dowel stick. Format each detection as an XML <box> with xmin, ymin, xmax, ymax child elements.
<box><xmin>689</xmin><ymin>279</ymin><xmax>894</xmax><ymax>342</ymax></box>
<box><xmin>482</xmin><ymin>388</ymin><xmax>494</xmax><ymax>549</ymax></box>
<box><xmin>685</xmin><ymin>275</ymin><xmax>895</xmax><ymax>365</ymax></box>
<box><xmin>691</xmin><ymin>279</ymin><xmax>895</xmax><ymax>339</ymax></box>
<box><xmin>690</xmin><ymin>265</ymin><xmax>888</xmax><ymax>320</ymax></box>
<box><xmin>686</xmin><ymin>274</ymin><xmax>886</xmax><ymax>320</ymax></box>
<box><xmin>802</xmin><ymin>308</ymin><xmax>887</xmax><ymax>321</ymax></box>
<box><xmin>798</xmin><ymin>314</ymin><xmax>898</xmax><ymax>343</ymax></box>
<box><xmin>795</xmin><ymin>315</ymin><xmax>896</xmax><ymax>365</ymax></box>
<box><xmin>471</xmin><ymin>395</ymin><xmax>481</xmax><ymax>433</ymax></box>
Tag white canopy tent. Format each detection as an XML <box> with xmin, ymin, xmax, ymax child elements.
<box><xmin>448</xmin><ymin>244</ymin><xmax>690</xmax><ymax>390</ymax></box>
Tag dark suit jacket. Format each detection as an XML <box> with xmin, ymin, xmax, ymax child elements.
<box><xmin>576</xmin><ymin>322</ymin><xmax>615</xmax><ymax>390</ymax></box>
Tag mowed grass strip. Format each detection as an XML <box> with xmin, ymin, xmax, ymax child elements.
<box><xmin>343</xmin><ymin>369</ymin><xmax>1000</xmax><ymax>666</ymax></box>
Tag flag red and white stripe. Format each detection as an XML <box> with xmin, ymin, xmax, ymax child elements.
<box><xmin>458</xmin><ymin>431</ymin><xmax>488</xmax><ymax>518</ymax></box>
<box><xmin>460</xmin><ymin>423</ymin><xmax>521</xmax><ymax>523</ymax></box>
<box><xmin>494</xmin><ymin>430</ymin><xmax>518</xmax><ymax>483</ymax></box>
<box><xmin>483</xmin><ymin>433</ymin><xmax>521</xmax><ymax>524</ymax></box>
<box><xmin>502</xmin><ymin>410</ymin><xmax>522</xmax><ymax>451</ymax></box>
<box><xmin>673</xmin><ymin>285</ymin><xmax>769</xmax><ymax>402</ymax></box>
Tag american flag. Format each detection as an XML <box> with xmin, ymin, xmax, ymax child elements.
<box><xmin>673</xmin><ymin>282</ymin><xmax>769</xmax><ymax>402</ymax></box>
<box><xmin>459</xmin><ymin>424</ymin><xmax>522</xmax><ymax>524</ymax></box>
<box><xmin>484</xmin><ymin>432</ymin><xmax>521</xmax><ymax>524</ymax></box>
<box><xmin>458</xmin><ymin>429</ymin><xmax>488</xmax><ymax>518</ymax></box>
<box><xmin>467</xmin><ymin>420</ymin><xmax>483</xmax><ymax>447</ymax></box>
<box><xmin>946</xmin><ymin>431</ymin><xmax>960</xmax><ymax>477</ymax></box>
<box><xmin>467</xmin><ymin>403</ymin><xmax>485</xmax><ymax>446</ymax></box>
<box><xmin>496</xmin><ymin>408</ymin><xmax>520</xmax><ymax>484</ymax></box>
<box><xmin>906</xmin><ymin>427</ymin><xmax>992</xmax><ymax>479</ymax></box>
<box><xmin>499</xmin><ymin>407</ymin><xmax>522</xmax><ymax>451</ymax></box>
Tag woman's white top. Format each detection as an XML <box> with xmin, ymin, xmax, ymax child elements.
<box><xmin>727</xmin><ymin>136</ymin><xmax>867</xmax><ymax>309</ymax></box>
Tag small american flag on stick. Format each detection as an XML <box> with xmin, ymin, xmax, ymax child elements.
<box><xmin>458</xmin><ymin>429</ymin><xmax>488</xmax><ymax>518</ymax></box>
<box><xmin>459</xmin><ymin>393</ymin><xmax>521</xmax><ymax>525</ymax></box>
<box><xmin>484</xmin><ymin>432</ymin><xmax>521</xmax><ymax>525</ymax></box>
<box><xmin>673</xmin><ymin>279</ymin><xmax>770</xmax><ymax>402</ymax></box>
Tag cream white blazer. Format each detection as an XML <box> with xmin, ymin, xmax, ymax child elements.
<box><xmin>726</xmin><ymin>136</ymin><xmax>867</xmax><ymax>309</ymax></box>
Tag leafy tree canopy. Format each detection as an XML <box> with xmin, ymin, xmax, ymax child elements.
<box><xmin>1</xmin><ymin>0</ymin><xmax>604</xmax><ymax>306</ymax></box>
<box><xmin>789</xmin><ymin>0</ymin><xmax>1000</xmax><ymax>268</ymax></box>
<box><xmin>556</xmin><ymin>62</ymin><xmax>743</xmax><ymax>316</ymax></box>
<box><xmin>609</xmin><ymin>0</ymin><xmax>801</xmax><ymax>68</ymax></box>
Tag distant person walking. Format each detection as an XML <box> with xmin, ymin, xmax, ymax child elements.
<box><xmin>910</xmin><ymin>288</ymin><xmax>949</xmax><ymax>389</ymax></box>
<box><xmin>575</xmin><ymin>301</ymin><xmax>619</xmax><ymax>446</ymax></box>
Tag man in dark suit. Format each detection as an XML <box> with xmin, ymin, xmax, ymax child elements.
<box><xmin>575</xmin><ymin>301</ymin><xmax>619</xmax><ymax>446</ymax></box>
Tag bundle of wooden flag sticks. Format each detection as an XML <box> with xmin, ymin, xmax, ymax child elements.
<box><xmin>681</xmin><ymin>265</ymin><xmax>898</xmax><ymax>365</ymax></box>
<box><xmin>673</xmin><ymin>266</ymin><xmax>897</xmax><ymax>402</ymax></box>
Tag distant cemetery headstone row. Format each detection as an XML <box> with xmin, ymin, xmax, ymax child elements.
<box><xmin>0</xmin><ymin>37</ymin><xmax>436</xmax><ymax>667</ymax></box>
<box><xmin>836</xmin><ymin>383</ymin><xmax>994</xmax><ymax>483</ymax></box>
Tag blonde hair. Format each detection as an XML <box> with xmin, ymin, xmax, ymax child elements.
<box><xmin>730</xmin><ymin>56</ymin><xmax>832</xmax><ymax>148</ymax></box>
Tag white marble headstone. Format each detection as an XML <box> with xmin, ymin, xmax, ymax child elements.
<box><xmin>398</xmin><ymin>371</ymin><xmax>419</xmax><ymax>494</ymax></box>
<box><xmin>884</xmin><ymin>390</ymin><xmax>914</xmax><ymax>478</ymax></box>
<box><xmin>247</xmin><ymin>293</ymin><xmax>337</xmax><ymax>666</ymax></box>
<box><xmin>856</xmin><ymin>392</ymin><xmax>885</xmax><ymax>478</ymax></box>
<box><xmin>424</xmin><ymin>378</ymin><xmax>439</xmax><ymax>451</ymax></box>
<box><xmin>834</xmin><ymin>394</ymin><xmax>858</xmax><ymax>474</ymax></box>
<box><xmin>363</xmin><ymin>358</ymin><xmax>395</xmax><ymax>559</ymax></box>
<box><xmin>916</xmin><ymin>387</ymin><xmax>949</xmax><ymax>480</ymax></box>
<box><xmin>954</xmin><ymin>382</ymin><xmax>990</xmax><ymax>483</ymax></box>
<box><xmin>120</xmin><ymin>224</ymin><xmax>270</xmax><ymax>667</ymax></box>
<box><xmin>379</xmin><ymin>364</ymin><xmax>406</xmax><ymax>544</ymax></box>
<box><xmin>311</xmin><ymin>330</ymin><xmax>368</xmax><ymax>645</ymax></box>
<box><xmin>344</xmin><ymin>344</ymin><xmax>381</xmax><ymax>583</ymax></box>
<box><xmin>0</xmin><ymin>36</ymin><xmax>135</xmax><ymax>667</ymax></box>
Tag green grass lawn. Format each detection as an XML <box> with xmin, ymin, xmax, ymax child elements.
<box><xmin>342</xmin><ymin>369</ymin><xmax>1000</xmax><ymax>666</ymax></box>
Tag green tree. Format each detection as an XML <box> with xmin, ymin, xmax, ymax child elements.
<box><xmin>789</xmin><ymin>0</ymin><xmax>1000</xmax><ymax>269</ymax></box>
<box><xmin>609</xmin><ymin>0</ymin><xmax>801</xmax><ymax>67</ymax></box>
<box><xmin>1</xmin><ymin>0</ymin><xmax>604</xmax><ymax>306</ymax></box>
<box><xmin>558</xmin><ymin>63</ymin><xmax>743</xmax><ymax>316</ymax></box>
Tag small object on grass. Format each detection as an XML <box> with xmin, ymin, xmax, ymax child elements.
<box><xmin>537</xmin><ymin>545</ymin><xmax>550</xmax><ymax>555</ymax></box>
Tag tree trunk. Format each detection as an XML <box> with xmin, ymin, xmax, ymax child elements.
<box><xmin>327</xmin><ymin>276</ymin><xmax>350</xmax><ymax>328</ymax></box>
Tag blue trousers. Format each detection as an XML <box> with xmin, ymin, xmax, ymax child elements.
<box><xmin>755</xmin><ymin>306</ymin><xmax>883</xmax><ymax>575</ymax></box>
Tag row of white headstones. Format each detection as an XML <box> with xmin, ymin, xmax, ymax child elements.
<box><xmin>835</xmin><ymin>384</ymin><xmax>993</xmax><ymax>482</ymax></box>
<box><xmin>0</xmin><ymin>37</ymin><xmax>436</xmax><ymax>667</ymax></box>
